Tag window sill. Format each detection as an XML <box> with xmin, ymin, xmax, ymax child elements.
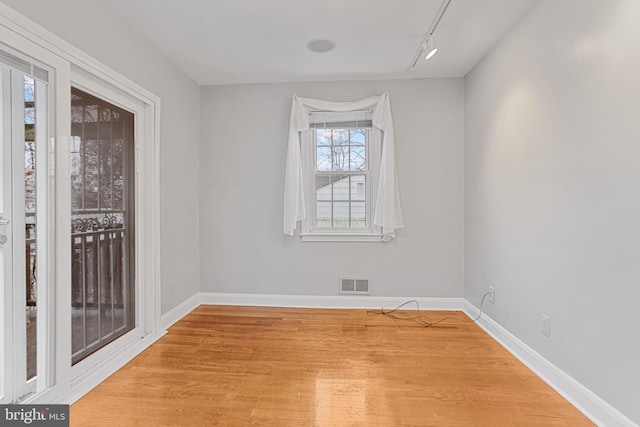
<box><xmin>301</xmin><ymin>233</ymin><xmax>382</xmax><ymax>242</ymax></box>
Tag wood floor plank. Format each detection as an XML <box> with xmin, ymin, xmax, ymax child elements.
<box><xmin>71</xmin><ymin>305</ymin><xmax>594</xmax><ymax>426</ymax></box>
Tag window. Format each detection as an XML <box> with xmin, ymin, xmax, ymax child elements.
<box><xmin>306</xmin><ymin>111</ymin><xmax>378</xmax><ymax>238</ymax></box>
<box><xmin>283</xmin><ymin>93</ymin><xmax>404</xmax><ymax>242</ymax></box>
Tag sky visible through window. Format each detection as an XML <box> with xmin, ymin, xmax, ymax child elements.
<box><xmin>315</xmin><ymin>127</ymin><xmax>368</xmax><ymax>229</ymax></box>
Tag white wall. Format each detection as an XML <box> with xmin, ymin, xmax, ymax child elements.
<box><xmin>0</xmin><ymin>0</ymin><xmax>201</xmax><ymax>314</ymax></box>
<box><xmin>200</xmin><ymin>79</ymin><xmax>464</xmax><ymax>298</ymax></box>
<box><xmin>465</xmin><ymin>0</ymin><xmax>640</xmax><ymax>423</ymax></box>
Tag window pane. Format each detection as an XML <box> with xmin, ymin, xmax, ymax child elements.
<box><xmin>316</xmin><ymin>201</ymin><xmax>331</xmax><ymax>228</ymax></box>
<box><xmin>351</xmin><ymin>175</ymin><xmax>366</xmax><ymax>201</ymax></box>
<box><xmin>331</xmin><ymin>129</ymin><xmax>349</xmax><ymax>146</ymax></box>
<box><xmin>316</xmin><ymin>146</ymin><xmax>332</xmax><ymax>171</ymax></box>
<box><xmin>332</xmin><ymin>175</ymin><xmax>349</xmax><ymax>201</ymax></box>
<box><xmin>333</xmin><ymin>201</ymin><xmax>350</xmax><ymax>228</ymax></box>
<box><xmin>349</xmin><ymin>146</ymin><xmax>365</xmax><ymax>171</ymax></box>
<box><xmin>351</xmin><ymin>202</ymin><xmax>366</xmax><ymax>228</ymax></box>
<box><xmin>350</xmin><ymin>129</ymin><xmax>365</xmax><ymax>145</ymax></box>
<box><xmin>316</xmin><ymin>176</ymin><xmax>332</xmax><ymax>201</ymax></box>
<box><xmin>316</xmin><ymin>128</ymin><xmax>331</xmax><ymax>146</ymax></box>
<box><xmin>331</xmin><ymin>146</ymin><xmax>350</xmax><ymax>171</ymax></box>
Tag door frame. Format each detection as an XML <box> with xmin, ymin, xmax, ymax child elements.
<box><xmin>0</xmin><ymin>3</ymin><xmax>162</xmax><ymax>405</ymax></box>
<box><xmin>67</xmin><ymin>72</ymin><xmax>153</xmax><ymax>383</ymax></box>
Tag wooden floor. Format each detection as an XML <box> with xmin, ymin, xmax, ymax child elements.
<box><xmin>71</xmin><ymin>305</ymin><xmax>594</xmax><ymax>426</ymax></box>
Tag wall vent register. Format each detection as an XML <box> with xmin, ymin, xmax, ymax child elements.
<box><xmin>340</xmin><ymin>278</ymin><xmax>370</xmax><ymax>294</ymax></box>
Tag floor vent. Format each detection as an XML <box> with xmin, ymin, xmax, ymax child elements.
<box><xmin>340</xmin><ymin>278</ymin><xmax>370</xmax><ymax>295</ymax></box>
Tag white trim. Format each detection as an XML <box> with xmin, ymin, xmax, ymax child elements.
<box><xmin>161</xmin><ymin>293</ymin><xmax>201</xmax><ymax>330</ymax></box>
<box><xmin>0</xmin><ymin>4</ymin><xmax>159</xmax><ymax>108</ymax></box>
<box><xmin>149</xmin><ymin>101</ymin><xmax>163</xmax><ymax>336</ymax></box>
<box><xmin>301</xmin><ymin>233</ymin><xmax>382</xmax><ymax>242</ymax></box>
<box><xmin>199</xmin><ymin>292</ymin><xmax>464</xmax><ymax>310</ymax></box>
<box><xmin>160</xmin><ymin>292</ymin><xmax>464</xmax><ymax>333</ymax></box>
<box><xmin>463</xmin><ymin>300</ymin><xmax>638</xmax><ymax>427</ymax></box>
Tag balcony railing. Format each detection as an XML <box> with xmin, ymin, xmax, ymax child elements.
<box><xmin>71</xmin><ymin>209</ymin><xmax>133</xmax><ymax>364</ymax></box>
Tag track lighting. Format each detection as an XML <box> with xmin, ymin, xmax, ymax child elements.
<box><xmin>408</xmin><ymin>0</ymin><xmax>452</xmax><ymax>70</ymax></box>
<box><xmin>422</xmin><ymin>37</ymin><xmax>438</xmax><ymax>61</ymax></box>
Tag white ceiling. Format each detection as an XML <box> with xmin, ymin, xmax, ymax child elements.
<box><xmin>102</xmin><ymin>0</ymin><xmax>539</xmax><ymax>86</ymax></box>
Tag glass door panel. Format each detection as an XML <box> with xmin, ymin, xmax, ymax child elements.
<box><xmin>0</xmin><ymin>56</ymin><xmax>49</xmax><ymax>402</ymax></box>
<box><xmin>70</xmin><ymin>87</ymin><xmax>135</xmax><ymax>365</ymax></box>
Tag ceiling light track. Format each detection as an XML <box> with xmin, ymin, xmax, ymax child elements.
<box><xmin>408</xmin><ymin>0</ymin><xmax>453</xmax><ymax>70</ymax></box>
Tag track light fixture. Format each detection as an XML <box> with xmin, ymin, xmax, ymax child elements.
<box><xmin>408</xmin><ymin>0</ymin><xmax>452</xmax><ymax>70</ymax></box>
<box><xmin>422</xmin><ymin>37</ymin><xmax>438</xmax><ymax>61</ymax></box>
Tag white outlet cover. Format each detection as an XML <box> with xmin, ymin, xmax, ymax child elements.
<box><xmin>542</xmin><ymin>314</ymin><xmax>551</xmax><ymax>337</ymax></box>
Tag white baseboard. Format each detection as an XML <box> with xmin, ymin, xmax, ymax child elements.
<box><xmin>463</xmin><ymin>300</ymin><xmax>638</xmax><ymax>427</ymax></box>
<box><xmin>198</xmin><ymin>292</ymin><xmax>464</xmax><ymax>311</ymax></box>
<box><xmin>161</xmin><ymin>293</ymin><xmax>201</xmax><ymax>330</ymax></box>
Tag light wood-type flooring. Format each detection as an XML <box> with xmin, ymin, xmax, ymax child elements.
<box><xmin>71</xmin><ymin>305</ymin><xmax>594</xmax><ymax>426</ymax></box>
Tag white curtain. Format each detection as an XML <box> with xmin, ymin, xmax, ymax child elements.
<box><xmin>283</xmin><ymin>92</ymin><xmax>404</xmax><ymax>241</ymax></box>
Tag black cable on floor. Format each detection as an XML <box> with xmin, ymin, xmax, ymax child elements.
<box><xmin>367</xmin><ymin>292</ymin><xmax>491</xmax><ymax>327</ymax></box>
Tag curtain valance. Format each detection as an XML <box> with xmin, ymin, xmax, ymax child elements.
<box><xmin>283</xmin><ymin>92</ymin><xmax>404</xmax><ymax>241</ymax></box>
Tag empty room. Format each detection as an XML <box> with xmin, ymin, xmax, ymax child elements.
<box><xmin>0</xmin><ymin>0</ymin><xmax>638</xmax><ymax>426</ymax></box>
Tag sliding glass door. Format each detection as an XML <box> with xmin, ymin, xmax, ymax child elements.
<box><xmin>70</xmin><ymin>87</ymin><xmax>135</xmax><ymax>365</ymax></box>
<box><xmin>0</xmin><ymin>53</ymin><xmax>51</xmax><ymax>403</ymax></box>
<box><xmin>1</xmin><ymin>52</ymin><xmax>138</xmax><ymax>401</ymax></box>
<box><xmin>0</xmin><ymin>8</ymin><xmax>160</xmax><ymax>404</ymax></box>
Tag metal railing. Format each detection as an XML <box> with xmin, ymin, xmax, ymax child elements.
<box><xmin>71</xmin><ymin>209</ymin><xmax>133</xmax><ymax>363</ymax></box>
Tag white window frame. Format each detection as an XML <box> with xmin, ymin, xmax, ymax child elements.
<box><xmin>0</xmin><ymin>4</ymin><xmax>162</xmax><ymax>405</ymax></box>
<box><xmin>301</xmin><ymin>111</ymin><xmax>382</xmax><ymax>242</ymax></box>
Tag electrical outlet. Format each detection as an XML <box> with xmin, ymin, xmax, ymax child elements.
<box><xmin>488</xmin><ymin>286</ymin><xmax>495</xmax><ymax>304</ymax></box>
<box><xmin>542</xmin><ymin>314</ymin><xmax>551</xmax><ymax>337</ymax></box>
